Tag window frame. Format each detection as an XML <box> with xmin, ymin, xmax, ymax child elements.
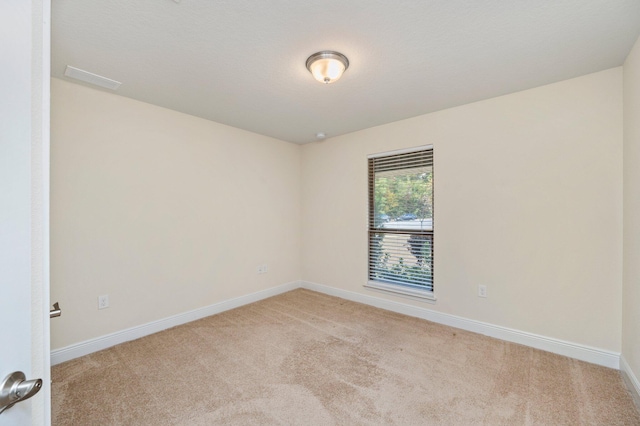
<box><xmin>365</xmin><ymin>145</ymin><xmax>436</xmax><ymax>302</ymax></box>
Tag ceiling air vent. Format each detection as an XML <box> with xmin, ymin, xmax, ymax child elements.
<box><xmin>63</xmin><ymin>66</ymin><xmax>121</xmax><ymax>90</ymax></box>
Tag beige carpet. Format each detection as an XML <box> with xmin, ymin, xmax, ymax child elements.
<box><xmin>52</xmin><ymin>289</ymin><xmax>640</xmax><ymax>425</ymax></box>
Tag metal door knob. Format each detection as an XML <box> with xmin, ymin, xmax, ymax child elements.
<box><xmin>0</xmin><ymin>371</ymin><xmax>42</xmax><ymax>415</ymax></box>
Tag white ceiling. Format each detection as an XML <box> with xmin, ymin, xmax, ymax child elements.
<box><xmin>52</xmin><ymin>1</ymin><xmax>640</xmax><ymax>144</ymax></box>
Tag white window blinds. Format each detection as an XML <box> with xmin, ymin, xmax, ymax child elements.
<box><xmin>368</xmin><ymin>147</ymin><xmax>434</xmax><ymax>292</ymax></box>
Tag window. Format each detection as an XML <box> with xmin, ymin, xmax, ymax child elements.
<box><xmin>367</xmin><ymin>146</ymin><xmax>434</xmax><ymax>299</ymax></box>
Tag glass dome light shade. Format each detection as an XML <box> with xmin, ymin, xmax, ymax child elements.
<box><xmin>306</xmin><ymin>51</ymin><xmax>349</xmax><ymax>84</ymax></box>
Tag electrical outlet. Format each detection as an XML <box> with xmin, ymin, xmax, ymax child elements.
<box><xmin>98</xmin><ymin>294</ymin><xmax>109</xmax><ymax>309</ymax></box>
<box><xmin>478</xmin><ymin>285</ymin><xmax>487</xmax><ymax>298</ymax></box>
<box><xmin>257</xmin><ymin>264</ymin><xmax>268</xmax><ymax>274</ymax></box>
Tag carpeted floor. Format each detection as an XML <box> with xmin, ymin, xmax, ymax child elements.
<box><xmin>52</xmin><ymin>289</ymin><xmax>640</xmax><ymax>425</ymax></box>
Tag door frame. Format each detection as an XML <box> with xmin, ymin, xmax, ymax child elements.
<box><xmin>33</xmin><ymin>0</ymin><xmax>52</xmax><ymax>423</ymax></box>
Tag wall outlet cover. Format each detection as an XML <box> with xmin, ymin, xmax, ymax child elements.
<box><xmin>98</xmin><ymin>294</ymin><xmax>109</xmax><ymax>309</ymax></box>
<box><xmin>478</xmin><ymin>285</ymin><xmax>487</xmax><ymax>298</ymax></box>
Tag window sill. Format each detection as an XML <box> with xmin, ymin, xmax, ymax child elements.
<box><xmin>364</xmin><ymin>281</ymin><xmax>437</xmax><ymax>303</ymax></box>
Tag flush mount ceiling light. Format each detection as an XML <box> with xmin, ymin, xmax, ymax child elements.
<box><xmin>306</xmin><ymin>51</ymin><xmax>349</xmax><ymax>84</ymax></box>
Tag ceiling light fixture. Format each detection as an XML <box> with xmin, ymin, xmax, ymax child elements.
<box><xmin>306</xmin><ymin>51</ymin><xmax>349</xmax><ymax>84</ymax></box>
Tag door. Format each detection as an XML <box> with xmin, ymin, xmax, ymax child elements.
<box><xmin>0</xmin><ymin>1</ymin><xmax>50</xmax><ymax>425</ymax></box>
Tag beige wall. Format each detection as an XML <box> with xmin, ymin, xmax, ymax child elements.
<box><xmin>301</xmin><ymin>68</ymin><xmax>623</xmax><ymax>351</ymax></box>
<box><xmin>50</xmin><ymin>78</ymin><xmax>302</xmax><ymax>349</ymax></box>
<box><xmin>623</xmin><ymin>36</ymin><xmax>640</xmax><ymax>379</ymax></box>
<box><xmin>52</xmin><ymin>66</ymin><xmax>626</xmax><ymax>355</ymax></box>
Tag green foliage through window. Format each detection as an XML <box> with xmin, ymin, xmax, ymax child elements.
<box><xmin>374</xmin><ymin>168</ymin><xmax>433</xmax><ymax>223</ymax></box>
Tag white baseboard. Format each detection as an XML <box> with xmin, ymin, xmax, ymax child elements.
<box><xmin>300</xmin><ymin>281</ymin><xmax>620</xmax><ymax>369</ymax></box>
<box><xmin>51</xmin><ymin>279</ymin><xmax>621</xmax><ymax>370</ymax></box>
<box><xmin>50</xmin><ymin>281</ymin><xmax>299</xmax><ymax>365</ymax></box>
<box><xmin>621</xmin><ymin>356</ymin><xmax>640</xmax><ymax>408</ymax></box>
